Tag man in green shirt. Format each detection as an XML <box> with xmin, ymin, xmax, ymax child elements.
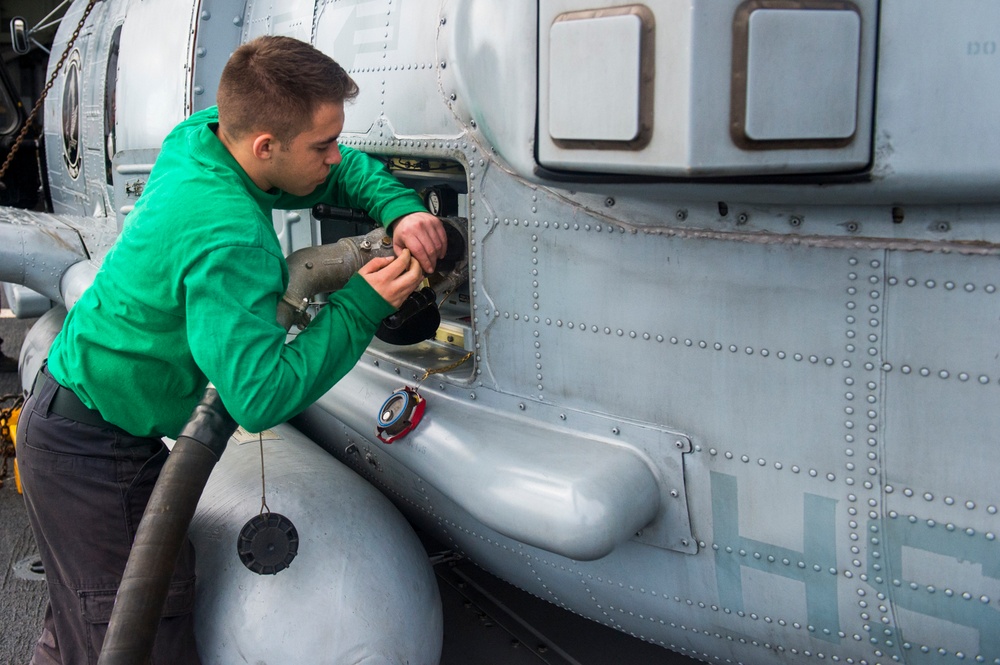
<box><xmin>17</xmin><ymin>35</ymin><xmax>445</xmax><ymax>664</ymax></box>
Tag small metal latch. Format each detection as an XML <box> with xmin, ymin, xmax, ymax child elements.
<box><xmin>124</xmin><ymin>179</ymin><xmax>145</xmax><ymax>198</ymax></box>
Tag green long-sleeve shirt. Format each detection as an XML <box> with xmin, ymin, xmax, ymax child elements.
<box><xmin>47</xmin><ymin>106</ymin><xmax>426</xmax><ymax>438</ymax></box>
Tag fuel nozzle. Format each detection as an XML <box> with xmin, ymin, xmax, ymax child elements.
<box><xmin>375</xmin><ymin>218</ymin><xmax>468</xmax><ymax>346</ymax></box>
<box><xmin>375</xmin><ymin>286</ymin><xmax>441</xmax><ymax>345</ymax></box>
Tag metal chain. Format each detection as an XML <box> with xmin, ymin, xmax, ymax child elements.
<box><xmin>0</xmin><ymin>0</ymin><xmax>100</xmax><ymax>182</ymax></box>
<box><xmin>0</xmin><ymin>394</ymin><xmax>24</xmax><ymax>489</ymax></box>
<box><xmin>416</xmin><ymin>352</ymin><xmax>473</xmax><ymax>387</ymax></box>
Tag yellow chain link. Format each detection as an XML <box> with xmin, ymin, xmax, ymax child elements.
<box><xmin>416</xmin><ymin>352</ymin><xmax>473</xmax><ymax>385</ymax></box>
<box><xmin>0</xmin><ymin>393</ymin><xmax>24</xmax><ymax>490</ymax></box>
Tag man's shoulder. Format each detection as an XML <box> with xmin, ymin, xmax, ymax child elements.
<box><xmin>174</xmin><ymin>106</ymin><xmax>220</xmax><ymax>132</ymax></box>
<box><xmin>157</xmin><ymin>107</ymin><xmax>220</xmax><ymax>161</ymax></box>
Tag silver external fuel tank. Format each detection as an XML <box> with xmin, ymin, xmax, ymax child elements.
<box><xmin>189</xmin><ymin>422</ymin><xmax>443</xmax><ymax>665</ymax></box>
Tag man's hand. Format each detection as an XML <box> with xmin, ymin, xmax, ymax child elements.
<box><xmin>390</xmin><ymin>212</ymin><xmax>447</xmax><ymax>274</ymax></box>
<box><xmin>359</xmin><ymin>249</ymin><xmax>424</xmax><ymax>309</ymax></box>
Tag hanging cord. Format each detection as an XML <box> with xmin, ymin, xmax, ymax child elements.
<box><xmin>0</xmin><ymin>0</ymin><xmax>100</xmax><ymax>183</ymax></box>
<box><xmin>257</xmin><ymin>432</ymin><xmax>270</xmax><ymax>517</ymax></box>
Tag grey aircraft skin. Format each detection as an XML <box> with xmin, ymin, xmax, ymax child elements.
<box><xmin>1</xmin><ymin>0</ymin><xmax>999</xmax><ymax>663</ymax></box>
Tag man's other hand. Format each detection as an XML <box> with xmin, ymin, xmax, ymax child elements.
<box><xmin>390</xmin><ymin>212</ymin><xmax>446</xmax><ymax>274</ymax></box>
<box><xmin>359</xmin><ymin>249</ymin><xmax>424</xmax><ymax>309</ymax></box>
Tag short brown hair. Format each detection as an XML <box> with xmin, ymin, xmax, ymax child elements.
<box><xmin>217</xmin><ymin>35</ymin><xmax>359</xmax><ymax>143</ymax></box>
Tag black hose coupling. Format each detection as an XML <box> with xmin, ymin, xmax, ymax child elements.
<box><xmin>178</xmin><ymin>386</ymin><xmax>239</xmax><ymax>459</ymax></box>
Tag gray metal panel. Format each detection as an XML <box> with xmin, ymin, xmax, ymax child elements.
<box><xmin>115</xmin><ymin>0</ymin><xmax>198</xmax><ymax>152</ymax></box>
<box><xmin>77</xmin><ymin>0</ymin><xmax>118</xmax><ymax>219</ymax></box>
<box><xmin>439</xmin><ymin>0</ymin><xmax>539</xmax><ymax>174</ymax></box>
<box><xmin>191</xmin><ymin>0</ymin><xmax>248</xmax><ymax>112</ymax></box>
<box><xmin>241</xmin><ymin>0</ymin><xmax>313</xmax><ymax>41</ymax></box>
<box><xmin>548</xmin><ymin>13</ymin><xmax>643</xmax><ymax>141</ymax></box>
<box><xmin>875</xmin><ymin>0</ymin><xmax>1000</xmax><ymax>195</ymax></box>
<box><xmin>320</xmin><ymin>0</ymin><xmax>454</xmax><ymax>139</ymax></box>
<box><xmin>745</xmin><ymin>9</ymin><xmax>861</xmax><ymax>141</ymax></box>
<box><xmin>476</xmin><ymin>177</ymin><xmax>860</xmax><ymax>482</ymax></box>
<box><xmin>883</xmin><ymin>251</ymin><xmax>1000</xmax><ymax>515</ymax></box>
<box><xmin>111</xmin><ymin>147</ymin><xmax>158</xmax><ymax>229</ymax></box>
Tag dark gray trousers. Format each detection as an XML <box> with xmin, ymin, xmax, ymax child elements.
<box><xmin>18</xmin><ymin>371</ymin><xmax>201</xmax><ymax>665</ymax></box>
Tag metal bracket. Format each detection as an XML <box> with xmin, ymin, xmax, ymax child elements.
<box><xmin>618</xmin><ymin>428</ymin><xmax>698</xmax><ymax>555</ymax></box>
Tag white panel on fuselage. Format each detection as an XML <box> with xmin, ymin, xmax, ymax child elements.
<box><xmin>115</xmin><ymin>0</ymin><xmax>198</xmax><ymax>152</ymax></box>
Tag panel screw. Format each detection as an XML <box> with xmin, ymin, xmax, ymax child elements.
<box><xmin>605</xmin><ymin>197</ymin><xmax>615</xmax><ymax>207</ymax></box>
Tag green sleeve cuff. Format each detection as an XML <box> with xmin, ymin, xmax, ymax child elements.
<box><xmin>338</xmin><ymin>272</ymin><xmax>398</xmax><ymax>325</ymax></box>
<box><xmin>380</xmin><ymin>196</ymin><xmax>429</xmax><ymax>231</ymax></box>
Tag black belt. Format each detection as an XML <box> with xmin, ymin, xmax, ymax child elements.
<box><xmin>36</xmin><ymin>368</ymin><xmax>127</xmax><ymax>433</ymax></box>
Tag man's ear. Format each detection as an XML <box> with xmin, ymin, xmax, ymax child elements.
<box><xmin>251</xmin><ymin>133</ymin><xmax>276</xmax><ymax>160</ymax></box>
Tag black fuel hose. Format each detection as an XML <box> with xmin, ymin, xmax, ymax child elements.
<box><xmin>96</xmin><ymin>389</ymin><xmax>236</xmax><ymax>665</ymax></box>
